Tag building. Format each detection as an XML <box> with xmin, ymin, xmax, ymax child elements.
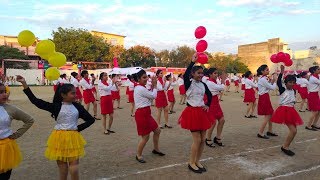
<box><xmin>90</xmin><ymin>30</ymin><xmax>126</xmax><ymax>46</ymax></box>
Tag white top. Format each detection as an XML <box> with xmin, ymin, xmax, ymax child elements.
<box><xmin>202</xmin><ymin>76</ymin><xmax>209</xmax><ymax>83</ymax></box>
<box><xmin>217</xmin><ymin>78</ymin><xmax>222</xmax><ymax>84</ymax></box>
<box><xmin>0</xmin><ymin>106</ymin><xmax>12</xmax><ymax>139</ymax></box>
<box><xmin>79</xmin><ymin>78</ymin><xmax>93</xmax><ymax>90</ymax></box>
<box><xmin>299</xmin><ymin>78</ymin><xmax>309</xmax><ymax>88</ymax></box>
<box><xmin>146</xmin><ymin>78</ymin><xmax>152</xmax><ymax>90</ymax></box>
<box><xmin>52</xmin><ymin>80</ymin><xmax>59</xmax><ymax>85</ymax></box>
<box><xmin>165</xmin><ymin>81</ymin><xmax>177</xmax><ymax>91</ymax></box>
<box><xmin>58</xmin><ymin>77</ymin><xmax>69</xmax><ymax>84</ymax></box>
<box><xmin>232</xmin><ymin>76</ymin><xmax>239</xmax><ymax>82</ymax></box>
<box><xmin>241</xmin><ymin>78</ymin><xmax>245</xmax><ymax>84</ymax></box>
<box><xmin>134</xmin><ymin>85</ymin><xmax>157</xmax><ymax>109</ymax></box>
<box><xmin>98</xmin><ymin>80</ymin><xmax>113</xmax><ymax>96</ymax></box>
<box><xmin>70</xmin><ymin>77</ymin><xmax>80</xmax><ymax>88</ymax></box>
<box><xmin>128</xmin><ymin>81</ymin><xmax>135</xmax><ymax>91</ymax></box>
<box><xmin>245</xmin><ymin>78</ymin><xmax>258</xmax><ymax>89</ymax></box>
<box><xmin>308</xmin><ymin>75</ymin><xmax>320</xmax><ymax>92</ymax></box>
<box><xmin>55</xmin><ymin>103</ymin><xmax>79</xmax><ymax>130</ymax></box>
<box><xmin>177</xmin><ymin>77</ymin><xmax>184</xmax><ymax>86</ymax></box>
<box><xmin>257</xmin><ymin>76</ymin><xmax>277</xmax><ymax>95</ymax></box>
<box><xmin>186</xmin><ymin>80</ymin><xmax>206</xmax><ymax>107</ymax></box>
<box><xmin>296</xmin><ymin>78</ymin><xmax>301</xmax><ymax>85</ymax></box>
<box><xmin>279</xmin><ymin>89</ymin><xmax>296</xmax><ymax>107</ymax></box>
<box><xmin>206</xmin><ymin>79</ymin><xmax>224</xmax><ymax>96</ymax></box>
<box><xmin>156</xmin><ymin>80</ymin><xmax>167</xmax><ymax>91</ymax></box>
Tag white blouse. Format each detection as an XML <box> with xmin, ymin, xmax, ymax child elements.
<box><xmin>186</xmin><ymin>80</ymin><xmax>206</xmax><ymax>107</ymax></box>
<box><xmin>70</xmin><ymin>77</ymin><xmax>80</xmax><ymax>88</ymax></box>
<box><xmin>177</xmin><ymin>78</ymin><xmax>184</xmax><ymax>86</ymax></box>
<box><xmin>146</xmin><ymin>78</ymin><xmax>152</xmax><ymax>90</ymax></box>
<box><xmin>206</xmin><ymin>79</ymin><xmax>224</xmax><ymax>96</ymax></box>
<box><xmin>0</xmin><ymin>106</ymin><xmax>12</xmax><ymax>139</ymax></box>
<box><xmin>55</xmin><ymin>103</ymin><xmax>79</xmax><ymax>130</ymax></box>
<box><xmin>165</xmin><ymin>81</ymin><xmax>177</xmax><ymax>91</ymax></box>
<box><xmin>279</xmin><ymin>89</ymin><xmax>296</xmax><ymax>107</ymax></box>
<box><xmin>98</xmin><ymin>80</ymin><xmax>112</xmax><ymax>96</ymax></box>
<box><xmin>245</xmin><ymin>78</ymin><xmax>258</xmax><ymax>89</ymax></box>
<box><xmin>128</xmin><ymin>81</ymin><xmax>135</xmax><ymax>91</ymax></box>
<box><xmin>308</xmin><ymin>75</ymin><xmax>320</xmax><ymax>92</ymax></box>
<box><xmin>79</xmin><ymin>79</ymin><xmax>93</xmax><ymax>90</ymax></box>
<box><xmin>156</xmin><ymin>80</ymin><xmax>167</xmax><ymax>91</ymax></box>
<box><xmin>134</xmin><ymin>85</ymin><xmax>157</xmax><ymax>109</ymax></box>
<box><xmin>299</xmin><ymin>78</ymin><xmax>309</xmax><ymax>88</ymax></box>
<box><xmin>258</xmin><ymin>76</ymin><xmax>277</xmax><ymax>95</ymax></box>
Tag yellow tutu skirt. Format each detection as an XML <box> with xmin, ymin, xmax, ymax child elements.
<box><xmin>0</xmin><ymin>138</ymin><xmax>22</xmax><ymax>173</ymax></box>
<box><xmin>45</xmin><ymin>130</ymin><xmax>86</xmax><ymax>162</ymax></box>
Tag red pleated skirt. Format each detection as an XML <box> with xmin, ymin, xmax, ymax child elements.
<box><xmin>111</xmin><ymin>91</ymin><xmax>120</xmax><ymax>100</ymax></box>
<box><xmin>179</xmin><ymin>85</ymin><xmax>186</xmax><ymax>95</ymax></box>
<box><xmin>135</xmin><ymin>107</ymin><xmax>158</xmax><ymax>136</ymax></box>
<box><xmin>128</xmin><ymin>90</ymin><xmax>134</xmax><ymax>103</ymax></box>
<box><xmin>83</xmin><ymin>89</ymin><xmax>95</xmax><ymax>104</ymax></box>
<box><xmin>155</xmin><ymin>91</ymin><xmax>168</xmax><ymax>108</ymax></box>
<box><xmin>53</xmin><ymin>85</ymin><xmax>58</xmax><ymax>92</ymax></box>
<box><xmin>241</xmin><ymin>84</ymin><xmax>245</xmax><ymax>90</ymax></box>
<box><xmin>270</xmin><ymin>106</ymin><xmax>303</xmax><ymax>126</ymax></box>
<box><xmin>100</xmin><ymin>95</ymin><xmax>114</xmax><ymax>115</ymax></box>
<box><xmin>208</xmin><ymin>95</ymin><xmax>224</xmax><ymax>124</ymax></box>
<box><xmin>167</xmin><ymin>89</ymin><xmax>175</xmax><ymax>102</ymax></box>
<box><xmin>258</xmin><ymin>93</ymin><xmax>274</xmax><ymax>115</ymax></box>
<box><xmin>234</xmin><ymin>81</ymin><xmax>239</xmax><ymax>86</ymax></box>
<box><xmin>203</xmin><ymin>94</ymin><xmax>208</xmax><ymax>104</ymax></box>
<box><xmin>75</xmin><ymin>87</ymin><xmax>82</xmax><ymax>99</ymax></box>
<box><xmin>179</xmin><ymin>106</ymin><xmax>211</xmax><ymax>131</ymax></box>
<box><xmin>307</xmin><ymin>92</ymin><xmax>320</xmax><ymax>111</ymax></box>
<box><xmin>299</xmin><ymin>87</ymin><xmax>308</xmax><ymax>99</ymax></box>
<box><xmin>126</xmin><ymin>87</ymin><xmax>129</xmax><ymax>95</ymax></box>
<box><xmin>244</xmin><ymin>88</ymin><xmax>256</xmax><ymax>103</ymax></box>
<box><xmin>293</xmin><ymin>84</ymin><xmax>300</xmax><ymax>91</ymax></box>
<box><xmin>225</xmin><ymin>80</ymin><xmax>230</xmax><ymax>86</ymax></box>
<box><xmin>91</xmin><ymin>86</ymin><xmax>97</xmax><ymax>93</ymax></box>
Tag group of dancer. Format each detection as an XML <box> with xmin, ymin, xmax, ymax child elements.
<box><xmin>1</xmin><ymin>53</ymin><xmax>320</xmax><ymax>179</ymax></box>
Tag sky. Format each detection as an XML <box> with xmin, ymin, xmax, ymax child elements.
<box><xmin>0</xmin><ymin>0</ymin><xmax>319</xmax><ymax>53</ymax></box>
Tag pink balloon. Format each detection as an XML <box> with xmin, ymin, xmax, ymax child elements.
<box><xmin>276</xmin><ymin>52</ymin><xmax>286</xmax><ymax>62</ymax></box>
<box><xmin>284</xmin><ymin>59</ymin><xmax>293</xmax><ymax>67</ymax></box>
<box><xmin>196</xmin><ymin>40</ymin><xmax>208</xmax><ymax>52</ymax></box>
<box><xmin>113</xmin><ymin>57</ymin><xmax>119</xmax><ymax>68</ymax></box>
<box><xmin>194</xmin><ymin>26</ymin><xmax>207</xmax><ymax>39</ymax></box>
<box><xmin>197</xmin><ymin>52</ymin><xmax>208</xmax><ymax>64</ymax></box>
<box><xmin>270</xmin><ymin>54</ymin><xmax>278</xmax><ymax>63</ymax></box>
<box><xmin>284</xmin><ymin>53</ymin><xmax>291</xmax><ymax>61</ymax></box>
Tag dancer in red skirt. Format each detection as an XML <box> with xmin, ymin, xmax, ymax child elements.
<box><xmin>298</xmin><ymin>72</ymin><xmax>309</xmax><ymax>112</ymax></box>
<box><xmin>205</xmin><ymin>68</ymin><xmax>226</xmax><ymax>148</ymax></box>
<box><xmin>128</xmin><ymin>75</ymin><xmax>136</xmax><ymax>117</ymax></box>
<box><xmin>71</xmin><ymin>72</ymin><xmax>83</xmax><ymax>104</ymax></box>
<box><xmin>179</xmin><ymin>54</ymin><xmax>212</xmax><ymax>173</ymax></box>
<box><xmin>177</xmin><ymin>74</ymin><xmax>186</xmax><ymax>105</ymax></box>
<box><xmin>80</xmin><ymin>70</ymin><xmax>100</xmax><ymax>120</ymax></box>
<box><xmin>52</xmin><ymin>80</ymin><xmax>59</xmax><ymax>92</ymax></box>
<box><xmin>111</xmin><ymin>74</ymin><xmax>122</xmax><ymax>109</ymax></box>
<box><xmin>232</xmin><ymin>73</ymin><xmax>240</xmax><ymax>93</ymax></box>
<box><xmin>98</xmin><ymin>72</ymin><xmax>118</xmax><ymax>134</ymax></box>
<box><xmin>90</xmin><ymin>74</ymin><xmax>98</xmax><ymax>101</ymax></box>
<box><xmin>241</xmin><ymin>74</ymin><xmax>246</xmax><ymax>97</ymax></box>
<box><xmin>243</xmin><ymin>71</ymin><xmax>258</xmax><ymax>118</ymax></box>
<box><xmin>225</xmin><ymin>77</ymin><xmax>231</xmax><ymax>92</ymax></box>
<box><xmin>133</xmin><ymin>70</ymin><xmax>165</xmax><ymax>163</ymax></box>
<box><xmin>125</xmin><ymin>75</ymin><xmax>131</xmax><ymax>103</ymax></box>
<box><xmin>165</xmin><ymin>74</ymin><xmax>177</xmax><ymax>114</ymax></box>
<box><xmin>306</xmin><ymin>66</ymin><xmax>320</xmax><ymax>131</ymax></box>
<box><xmin>155</xmin><ymin>70</ymin><xmax>171</xmax><ymax>129</ymax></box>
<box><xmin>257</xmin><ymin>65</ymin><xmax>278</xmax><ymax>139</ymax></box>
<box><xmin>58</xmin><ymin>74</ymin><xmax>69</xmax><ymax>84</ymax></box>
<box><xmin>271</xmin><ymin>65</ymin><xmax>303</xmax><ymax>156</ymax></box>
<box><xmin>217</xmin><ymin>76</ymin><xmax>224</xmax><ymax>101</ymax></box>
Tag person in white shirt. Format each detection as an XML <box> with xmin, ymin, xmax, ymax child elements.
<box><xmin>225</xmin><ymin>76</ymin><xmax>231</xmax><ymax>92</ymax></box>
<box><xmin>297</xmin><ymin>72</ymin><xmax>309</xmax><ymax>112</ymax></box>
<box><xmin>205</xmin><ymin>68</ymin><xmax>227</xmax><ymax>148</ymax></box>
<box><xmin>256</xmin><ymin>64</ymin><xmax>278</xmax><ymax>139</ymax></box>
<box><xmin>111</xmin><ymin>74</ymin><xmax>122</xmax><ymax>109</ymax></box>
<box><xmin>177</xmin><ymin>74</ymin><xmax>186</xmax><ymax>105</ymax></box>
<box><xmin>133</xmin><ymin>69</ymin><xmax>165</xmax><ymax>163</ymax></box>
<box><xmin>165</xmin><ymin>74</ymin><xmax>177</xmax><ymax>114</ymax></box>
<box><xmin>155</xmin><ymin>70</ymin><xmax>170</xmax><ymax>129</ymax></box>
<box><xmin>146</xmin><ymin>75</ymin><xmax>152</xmax><ymax>90</ymax></box>
<box><xmin>127</xmin><ymin>75</ymin><xmax>136</xmax><ymax>117</ymax></box>
<box><xmin>52</xmin><ymin>80</ymin><xmax>59</xmax><ymax>92</ymax></box>
<box><xmin>58</xmin><ymin>74</ymin><xmax>69</xmax><ymax>84</ymax></box>
<box><xmin>232</xmin><ymin>73</ymin><xmax>240</xmax><ymax>93</ymax></box>
<box><xmin>243</xmin><ymin>71</ymin><xmax>258</xmax><ymax>118</ymax></box>
<box><xmin>90</xmin><ymin>74</ymin><xmax>98</xmax><ymax>101</ymax></box>
<box><xmin>306</xmin><ymin>66</ymin><xmax>320</xmax><ymax>131</ymax></box>
<box><xmin>70</xmin><ymin>72</ymin><xmax>82</xmax><ymax>104</ymax></box>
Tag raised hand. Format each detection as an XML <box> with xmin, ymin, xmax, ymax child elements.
<box><xmin>16</xmin><ymin>75</ymin><xmax>26</xmax><ymax>83</ymax></box>
<box><xmin>151</xmin><ymin>76</ymin><xmax>157</xmax><ymax>87</ymax></box>
<box><xmin>280</xmin><ymin>65</ymin><xmax>285</xmax><ymax>73</ymax></box>
<box><xmin>192</xmin><ymin>53</ymin><xmax>198</xmax><ymax>62</ymax></box>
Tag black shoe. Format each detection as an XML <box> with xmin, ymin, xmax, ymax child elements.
<box><xmin>152</xmin><ymin>150</ymin><xmax>165</xmax><ymax>156</ymax></box>
<box><xmin>188</xmin><ymin>164</ymin><xmax>202</xmax><ymax>174</ymax></box>
<box><xmin>311</xmin><ymin>125</ymin><xmax>320</xmax><ymax>130</ymax></box>
<box><xmin>305</xmin><ymin>126</ymin><xmax>318</xmax><ymax>131</ymax></box>
<box><xmin>168</xmin><ymin>111</ymin><xmax>173</xmax><ymax>114</ymax></box>
<box><xmin>205</xmin><ymin>139</ymin><xmax>215</xmax><ymax>148</ymax></box>
<box><xmin>196</xmin><ymin>164</ymin><xmax>207</xmax><ymax>172</ymax></box>
<box><xmin>160</xmin><ymin>126</ymin><xmax>165</xmax><ymax>129</ymax></box>
<box><xmin>266</xmin><ymin>132</ymin><xmax>278</xmax><ymax>137</ymax></box>
<box><xmin>136</xmin><ymin>156</ymin><xmax>146</xmax><ymax>163</ymax></box>
<box><xmin>281</xmin><ymin>147</ymin><xmax>295</xmax><ymax>156</ymax></box>
<box><xmin>107</xmin><ymin>129</ymin><xmax>115</xmax><ymax>133</ymax></box>
<box><xmin>165</xmin><ymin>124</ymin><xmax>173</xmax><ymax>128</ymax></box>
<box><xmin>94</xmin><ymin>116</ymin><xmax>101</xmax><ymax>120</ymax></box>
<box><xmin>249</xmin><ymin>115</ymin><xmax>257</xmax><ymax>118</ymax></box>
<box><xmin>299</xmin><ymin>110</ymin><xmax>306</xmax><ymax>112</ymax></box>
<box><xmin>117</xmin><ymin>107</ymin><xmax>123</xmax><ymax>109</ymax></box>
<box><xmin>257</xmin><ymin>134</ymin><xmax>269</xmax><ymax>139</ymax></box>
<box><xmin>214</xmin><ymin>137</ymin><xmax>224</xmax><ymax>147</ymax></box>
<box><xmin>245</xmin><ymin>115</ymin><xmax>251</xmax><ymax>118</ymax></box>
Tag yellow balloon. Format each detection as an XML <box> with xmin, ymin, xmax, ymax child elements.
<box><xmin>18</xmin><ymin>30</ymin><xmax>36</xmax><ymax>47</ymax></box>
<box><xmin>48</xmin><ymin>52</ymin><xmax>67</xmax><ymax>67</ymax></box>
<box><xmin>35</xmin><ymin>40</ymin><xmax>55</xmax><ymax>56</ymax></box>
<box><xmin>40</xmin><ymin>51</ymin><xmax>56</xmax><ymax>60</ymax></box>
<box><xmin>45</xmin><ymin>67</ymin><xmax>60</xmax><ymax>81</ymax></box>
<box><xmin>204</xmin><ymin>64</ymin><xmax>210</xmax><ymax>68</ymax></box>
<box><xmin>72</xmin><ymin>64</ymin><xmax>78</xmax><ymax>70</ymax></box>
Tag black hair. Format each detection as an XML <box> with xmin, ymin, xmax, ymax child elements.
<box><xmin>244</xmin><ymin>71</ymin><xmax>252</xmax><ymax>78</ymax></box>
<box><xmin>242</xmin><ymin>74</ymin><xmax>245</xmax><ymax>78</ymax></box>
<box><xmin>156</xmin><ymin>69</ymin><xmax>162</xmax><ymax>76</ymax></box>
<box><xmin>81</xmin><ymin>70</ymin><xmax>88</xmax><ymax>77</ymax></box>
<box><xmin>284</xmin><ymin>74</ymin><xmax>296</xmax><ymax>84</ymax></box>
<box><xmin>165</xmin><ymin>74</ymin><xmax>171</xmax><ymax>80</ymax></box>
<box><xmin>234</xmin><ymin>73</ymin><xmax>237</xmax><ymax>75</ymax></box>
<box><xmin>52</xmin><ymin>84</ymin><xmax>75</xmax><ymax>118</ymax></box>
<box><xmin>207</xmin><ymin>68</ymin><xmax>217</xmax><ymax>75</ymax></box>
<box><xmin>90</xmin><ymin>73</ymin><xmax>94</xmax><ymax>76</ymax></box>
<box><xmin>178</xmin><ymin>73</ymin><xmax>182</xmax><ymax>78</ymax></box>
<box><xmin>71</xmin><ymin>72</ymin><xmax>78</xmax><ymax>78</ymax></box>
<box><xmin>148</xmin><ymin>75</ymin><xmax>151</xmax><ymax>78</ymax></box>
<box><xmin>257</xmin><ymin>64</ymin><xmax>268</xmax><ymax>76</ymax></box>
<box><xmin>203</xmin><ymin>68</ymin><xmax>208</xmax><ymax>76</ymax></box>
<box><xmin>309</xmin><ymin>66</ymin><xmax>319</xmax><ymax>74</ymax></box>
<box><xmin>127</xmin><ymin>75</ymin><xmax>134</xmax><ymax>81</ymax></box>
<box><xmin>112</xmin><ymin>74</ymin><xmax>117</xmax><ymax>78</ymax></box>
<box><xmin>99</xmin><ymin>72</ymin><xmax>105</xmax><ymax>80</ymax></box>
<box><xmin>191</xmin><ymin>66</ymin><xmax>203</xmax><ymax>74</ymax></box>
<box><xmin>300</xmin><ymin>71</ymin><xmax>307</xmax><ymax>78</ymax></box>
<box><xmin>132</xmin><ymin>69</ymin><xmax>146</xmax><ymax>82</ymax></box>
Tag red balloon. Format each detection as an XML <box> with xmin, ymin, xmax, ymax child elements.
<box><xmin>197</xmin><ymin>52</ymin><xmax>208</xmax><ymax>64</ymax></box>
<box><xmin>195</xmin><ymin>26</ymin><xmax>207</xmax><ymax>39</ymax></box>
<box><xmin>276</xmin><ymin>52</ymin><xmax>286</xmax><ymax>62</ymax></box>
<box><xmin>284</xmin><ymin>59</ymin><xmax>293</xmax><ymax>67</ymax></box>
<box><xmin>284</xmin><ymin>53</ymin><xmax>291</xmax><ymax>61</ymax></box>
<box><xmin>196</xmin><ymin>40</ymin><xmax>208</xmax><ymax>52</ymax></box>
<box><xmin>270</xmin><ymin>54</ymin><xmax>278</xmax><ymax>63</ymax></box>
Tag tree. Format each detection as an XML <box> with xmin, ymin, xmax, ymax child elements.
<box><xmin>168</xmin><ymin>46</ymin><xmax>196</xmax><ymax>68</ymax></box>
<box><xmin>208</xmin><ymin>54</ymin><xmax>249</xmax><ymax>73</ymax></box>
<box><xmin>121</xmin><ymin>45</ymin><xmax>156</xmax><ymax>67</ymax></box>
<box><xmin>52</xmin><ymin>27</ymin><xmax>110</xmax><ymax>62</ymax></box>
<box><xmin>156</xmin><ymin>49</ymin><xmax>170</xmax><ymax>67</ymax></box>
<box><xmin>0</xmin><ymin>45</ymin><xmax>30</xmax><ymax>69</ymax></box>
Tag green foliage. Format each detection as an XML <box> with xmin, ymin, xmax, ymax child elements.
<box><xmin>156</xmin><ymin>46</ymin><xmax>196</xmax><ymax>68</ymax></box>
<box><xmin>120</xmin><ymin>45</ymin><xmax>156</xmax><ymax>68</ymax></box>
<box><xmin>52</xmin><ymin>27</ymin><xmax>110</xmax><ymax>62</ymax></box>
<box><xmin>0</xmin><ymin>45</ymin><xmax>30</xmax><ymax>69</ymax></box>
<box><xmin>208</xmin><ymin>54</ymin><xmax>249</xmax><ymax>73</ymax></box>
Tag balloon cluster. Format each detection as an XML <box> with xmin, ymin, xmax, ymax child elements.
<box><xmin>194</xmin><ymin>26</ymin><xmax>208</xmax><ymax>64</ymax></box>
<box><xmin>17</xmin><ymin>30</ymin><xmax>67</xmax><ymax>80</ymax></box>
<box><xmin>270</xmin><ymin>52</ymin><xmax>293</xmax><ymax>67</ymax></box>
